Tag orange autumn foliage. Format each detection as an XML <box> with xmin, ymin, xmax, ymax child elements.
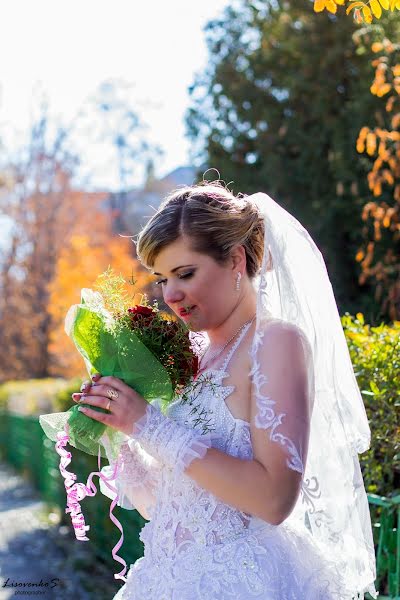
<box><xmin>47</xmin><ymin>228</ymin><xmax>152</xmax><ymax>379</ymax></box>
<box><xmin>314</xmin><ymin>0</ymin><xmax>400</xmax><ymax>23</ymax></box>
<box><xmin>355</xmin><ymin>38</ymin><xmax>400</xmax><ymax>320</ymax></box>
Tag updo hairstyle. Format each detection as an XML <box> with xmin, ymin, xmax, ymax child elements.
<box><xmin>135</xmin><ymin>181</ymin><xmax>265</xmax><ymax>279</ymax></box>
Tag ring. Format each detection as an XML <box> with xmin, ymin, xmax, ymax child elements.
<box><xmin>106</xmin><ymin>388</ymin><xmax>119</xmax><ymax>400</ymax></box>
<box><xmin>106</xmin><ymin>399</ymin><xmax>111</xmax><ymax>411</ymax></box>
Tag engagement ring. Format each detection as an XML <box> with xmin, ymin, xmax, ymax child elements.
<box><xmin>106</xmin><ymin>388</ymin><xmax>119</xmax><ymax>400</ymax></box>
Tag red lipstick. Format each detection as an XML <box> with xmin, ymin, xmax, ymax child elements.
<box><xmin>179</xmin><ymin>306</ymin><xmax>195</xmax><ymax>316</ymax></box>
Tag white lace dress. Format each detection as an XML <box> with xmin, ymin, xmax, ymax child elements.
<box><xmin>99</xmin><ymin>323</ymin><xmax>359</xmax><ymax>599</ymax></box>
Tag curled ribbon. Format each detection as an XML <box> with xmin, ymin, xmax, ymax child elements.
<box><xmin>55</xmin><ymin>424</ymin><xmax>128</xmax><ymax>582</ymax></box>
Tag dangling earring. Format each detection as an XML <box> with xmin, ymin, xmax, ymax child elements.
<box><xmin>235</xmin><ymin>272</ymin><xmax>242</xmax><ymax>291</ymax></box>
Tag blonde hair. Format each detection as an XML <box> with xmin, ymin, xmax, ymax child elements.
<box><xmin>136</xmin><ymin>181</ymin><xmax>265</xmax><ymax>279</ymax></box>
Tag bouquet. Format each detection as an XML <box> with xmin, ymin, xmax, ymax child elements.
<box><xmin>39</xmin><ymin>268</ymin><xmax>201</xmax><ymax>581</ymax></box>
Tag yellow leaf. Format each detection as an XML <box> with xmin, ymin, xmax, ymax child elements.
<box><xmin>355</xmin><ymin>251</ymin><xmax>365</xmax><ymax>262</ymax></box>
<box><xmin>378</xmin><ymin>0</ymin><xmax>390</xmax><ymax>7</ymax></box>
<box><xmin>362</xmin><ymin>4</ymin><xmax>373</xmax><ymax>20</ymax></box>
<box><xmin>326</xmin><ymin>0</ymin><xmax>338</xmax><ymax>12</ymax></box>
<box><xmin>366</xmin><ymin>132</ymin><xmax>377</xmax><ymax>156</ymax></box>
<box><xmin>378</xmin><ymin>83</ymin><xmax>392</xmax><ymax>96</ymax></box>
<box><xmin>370</xmin><ymin>0</ymin><xmax>382</xmax><ymax>17</ymax></box>
<box><xmin>346</xmin><ymin>1</ymin><xmax>366</xmax><ymax>13</ymax></box>
<box><xmin>335</xmin><ymin>0</ymin><xmax>345</xmax><ymax>4</ymax></box>
<box><xmin>314</xmin><ymin>0</ymin><xmax>326</xmax><ymax>11</ymax></box>
<box><xmin>392</xmin><ymin>114</ymin><xmax>400</xmax><ymax>129</ymax></box>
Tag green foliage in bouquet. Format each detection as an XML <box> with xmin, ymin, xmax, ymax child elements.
<box><xmin>341</xmin><ymin>312</ymin><xmax>400</xmax><ymax>497</ymax></box>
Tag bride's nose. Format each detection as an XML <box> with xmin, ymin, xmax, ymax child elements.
<box><xmin>163</xmin><ymin>281</ymin><xmax>185</xmax><ymax>306</ymax></box>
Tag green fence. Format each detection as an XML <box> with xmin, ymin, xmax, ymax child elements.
<box><xmin>0</xmin><ymin>411</ymin><xmax>398</xmax><ymax>598</ymax></box>
<box><xmin>368</xmin><ymin>493</ymin><xmax>400</xmax><ymax>599</ymax></box>
<box><xmin>0</xmin><ymin>411</ymin><xmax>146</xmax><ymax>570</ymax></box>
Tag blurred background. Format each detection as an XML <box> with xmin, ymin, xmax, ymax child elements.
<box><xmin>0</xmin><ymin>0</ymin><xmax>399</xmax><ymax>598</ymax></box>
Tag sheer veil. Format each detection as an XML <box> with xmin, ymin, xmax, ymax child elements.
<box><xmin>248</xmin><ymin>193</ymin><xmax>377</xmax><ymax>599</ymax></box>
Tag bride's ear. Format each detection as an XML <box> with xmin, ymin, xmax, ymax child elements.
<box><xmin>230</xmin><ymin>244</ymin><xmax>247</xmax><ymax>273</ymax></box>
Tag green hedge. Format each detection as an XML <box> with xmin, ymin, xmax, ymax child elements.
<box><xmin>0</xmin><ymin>377</ymin><xmax>81</xmax><ymax>414</ymax></box>
<box><xmin>341</xmin><ymin>313</ymin><xmax>400</xmax><ymax>498</ymax></box>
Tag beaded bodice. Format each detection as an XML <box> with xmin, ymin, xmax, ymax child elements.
<box><xmin>137</xmin><ymin>322</ymin><xmax>267</xmax><ymax>560</ymax></box>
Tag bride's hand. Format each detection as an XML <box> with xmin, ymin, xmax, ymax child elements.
<box><xmin>71</xmin><ymin>373</ymin><xmax>148</xmax><ymax>436</ymax></box>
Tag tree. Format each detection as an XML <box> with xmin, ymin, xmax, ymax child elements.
<box><xmin>0</xmin><ymin>90</ymin><xmax>157</xmax><ymax>382</ymax></box>
<box><xmin>354</xmin><ymin>34</ymin><xmax>400</xmax><ymax>320</ymax></box>
<box><xmin>0</xmin><ymin>110</ymin><xmax>82</xmax><ymax>381</ymax></box>
<box><xmin>186</xmin><ymin>0</ymin><xmax>400</xmax><ymax>320</ymax></box>
<box><xmin>47</xmin><ymin>232</ymin><xmax>151</xmax><ymax>378</ymax></box>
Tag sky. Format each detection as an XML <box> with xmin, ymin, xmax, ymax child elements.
<box><xmin>1</xmin><ymin>0</ymin><xmax>229</xmax><ymax>191</ymax></box>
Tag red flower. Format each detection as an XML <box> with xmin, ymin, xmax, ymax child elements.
<box><xmin>127</xmin><ymin>305</ymin><xmax>157</xmax><ymax>328</ymax></box>
<box><xmin>128</xmin><ymin>305</ymin><xmax>155</xmax><ymax>317</ymax></box>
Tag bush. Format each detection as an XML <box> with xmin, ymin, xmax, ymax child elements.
<box><xmin>53</xmin><ymin>377</ymin><xmax>82</xmax><ymax>412</ymax></box>
<box><xmin>341</xmin><ymin>313</ymin><xmax>400</xmax><ymax>497</ymax></box>
<box><xmin>0</xmin><ymin>377</ymin><xmax>82</xmax><ymax>415</ymax></box>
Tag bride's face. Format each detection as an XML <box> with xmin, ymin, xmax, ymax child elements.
<box><xmin>152</xmin><ymin>235</ymin><xmax>239</xmax><ymax>331</ymax></box>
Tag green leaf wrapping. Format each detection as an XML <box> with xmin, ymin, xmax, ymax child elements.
<box><xmin>40</xmin><ymin>291</ymin><xmax>173</xmax><ymax>459</ymax></box>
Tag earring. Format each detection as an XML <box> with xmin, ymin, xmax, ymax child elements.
<box><xmin>235</xmin><ymin>272</ymin><xmax>242</xmax><ymax>291</ymax></box>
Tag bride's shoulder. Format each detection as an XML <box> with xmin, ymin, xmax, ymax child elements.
<box><xmin>252</xmin><ymin>318</ymin><xmax>311</xmax><ymax>354</ymax></box>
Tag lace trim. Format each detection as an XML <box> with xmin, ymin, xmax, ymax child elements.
<box><xmin>249</xmin><ymin>327</ymin><xmax>304</xmax><ymax>474</ymax></box>
<box><xmin>131</xmin><ymin>403</ymin><xmax>214</xmax><ymax>473</ymax></box>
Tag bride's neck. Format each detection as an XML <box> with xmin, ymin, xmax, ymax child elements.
<box><xmin>206</xmin><ymin>288</ymin><xmax>257</xmax><ymax>349</ymax></box>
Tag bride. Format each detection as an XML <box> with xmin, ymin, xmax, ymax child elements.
<box><xmin>73</xmin><ymin>182</ymin><xmax>378</xmax><ymax>599</ymax></box>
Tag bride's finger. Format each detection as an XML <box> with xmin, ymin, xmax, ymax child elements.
<box><xmin>81</xmin><ymin>384</ymin><xmax>118</xmax><ymax>400</ymax></box>
<box><xmin>73</xmin><ymin>393</ymin><xmax>113</xmax><ymax>411</ymax></box>
<box><xmin>77</xmin><ymin>404</ymin><xmax>112</xmax><ymax>425</ymax></box>
<box><xmin>92</xmin><ymin>375</ymin><xmax>127</xmax><ymax>393</ymax></box>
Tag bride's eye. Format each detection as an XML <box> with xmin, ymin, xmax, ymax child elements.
<box><xmin>154</xmin><ymin>272</ymin><xmax>194</xmax><ymax>286</ymax></box>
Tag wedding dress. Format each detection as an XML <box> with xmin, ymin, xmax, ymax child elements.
<box><xmin>100</xmin><ymin>319</ymin><xmax>355</xmax><ymax>600</ymax></box>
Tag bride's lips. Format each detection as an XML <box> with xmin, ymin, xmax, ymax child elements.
<box><xmin>179</xmin><ymin>305</ymin><xmax>196</xmax><ymax>317</ymax></box>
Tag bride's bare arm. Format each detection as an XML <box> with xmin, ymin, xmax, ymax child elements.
<box><xmin>184</xmin><ymin>449</ymin><xmax>300</xmax><ymax>526</ymax></box>
<box><xmin>184</xmin><ymin>323</ymin><xmax>310</xmax><ymax>525</ymax></box>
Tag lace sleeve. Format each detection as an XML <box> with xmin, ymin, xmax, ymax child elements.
<box><xmin>99</xmin><ymin>401</ymin><xmax>163</xmax><ymax>521</ymax></box>
<box><xmin>249</xmin><ymin>319</ymin><xmax>314</xmax><ymax>477</ymax></box>
<box><xmin>131</xmin><ymin>402</ymin><xmax>214</xmax><ymax>473</ymax></box>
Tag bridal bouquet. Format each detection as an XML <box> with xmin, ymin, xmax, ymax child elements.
<box><xmin>39</xmin><ymin>268</ymin><xmax>201</xmax><ymax>580</ymax></box>
<box><xmin>40</xmin><ymin>268</ymin><xmax>200</xmax><ymax>458</ymax></box>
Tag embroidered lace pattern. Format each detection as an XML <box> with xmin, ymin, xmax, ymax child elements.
<box><xmin>104</xmin><ymin>324</ymin><xmax>350</xmax><ymax>599</ymax></box>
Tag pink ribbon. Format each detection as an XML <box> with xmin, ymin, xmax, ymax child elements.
<box><xmin>55</xmin><ymin>425</ymin><xmax>128</xmax><ymax>582</ymax></box>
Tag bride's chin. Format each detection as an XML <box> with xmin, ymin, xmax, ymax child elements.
<box><xmin>181</xmin><ymin>316</ymin><xmax>203</xmax><ymax>332</ymax></box>
<box><xmin>185</xmin><ymin>320</ymin><xmax>201</xmax><ymax>332</ymax></box>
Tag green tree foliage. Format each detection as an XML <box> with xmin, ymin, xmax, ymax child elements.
<box><xmin>186</xmin><ymin>0</ymin><xmax>400</xmax><ymax>321</ymax></box>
